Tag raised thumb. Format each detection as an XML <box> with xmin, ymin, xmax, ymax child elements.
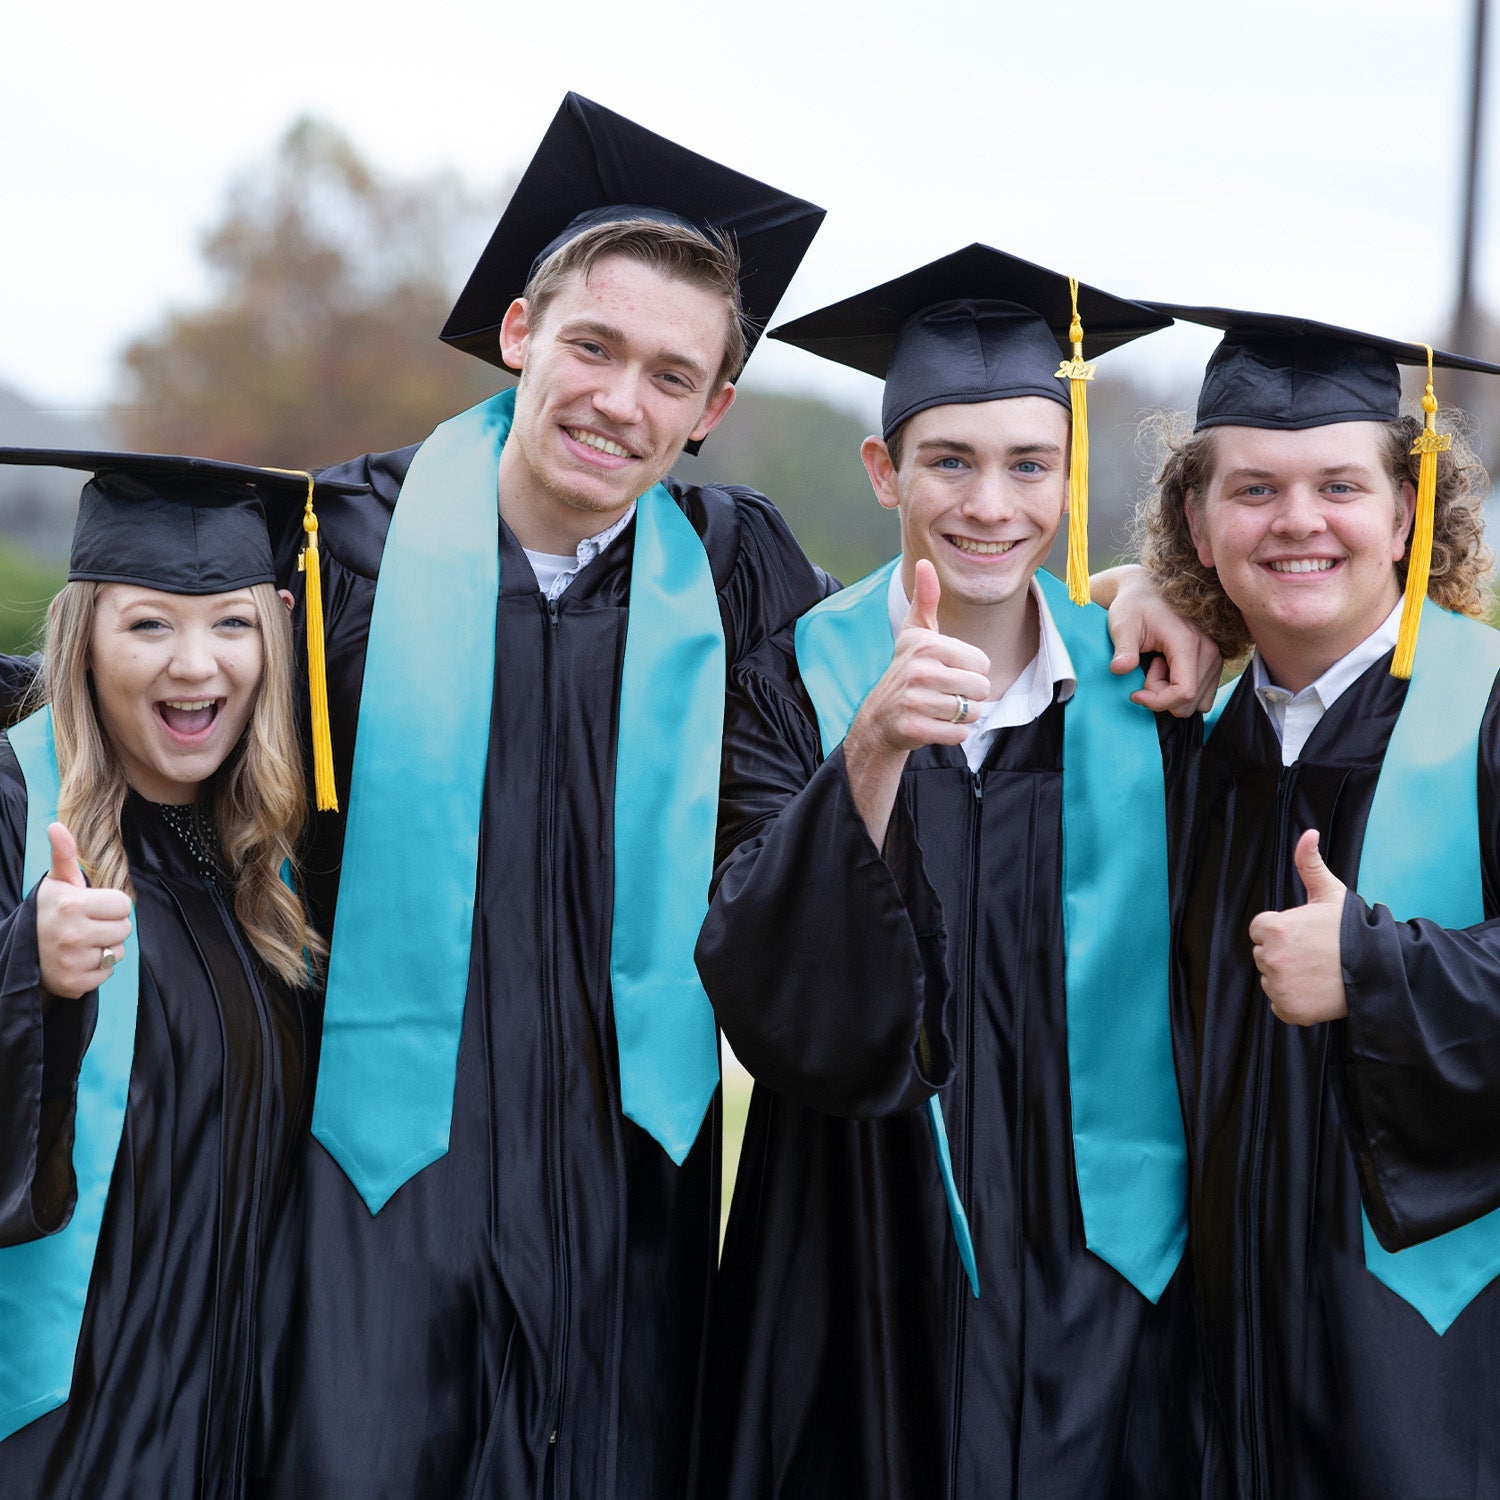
<box><xmin>905</xmin><ymin>557</ymin><xmax>942</xmax><ymax>634</ymax></box>
<box><xmin>47</xmin><ymin>822</ymin><xmax>87</xmax><ymax>888</ymax></box>
<box><xmin>1294</xmin><ymin>828</ymin><xmax>1343</xmax><ymax>904</ymax></box>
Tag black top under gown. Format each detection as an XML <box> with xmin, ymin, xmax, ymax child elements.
<box><xmin>0</xmin><ymin>753</ymin><xmax>314</xmax><ymax>1500</ymax></box>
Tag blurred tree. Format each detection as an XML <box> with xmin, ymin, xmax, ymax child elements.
<box><xmin>0</xmin><ymin>544</ymin><xmax>64</xmax><ymax>655</ymax></box>
<box><xmin>112</xmin><ymin>117</ymin><xmax>504</xmax><ymax>467</ymax></box>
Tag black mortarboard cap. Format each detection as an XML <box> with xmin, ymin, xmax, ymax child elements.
<box><xmin>1147</xmin><ymin>304</ymin><xmax>1500</xmax><ymax>431</ymax></box>
<box><xmin>440</xmin><ymin>93</ymin><xmax>826</xmax><ymax>384</ymax></box>
<box><xmin>769</xmin><ymin>244</ymin><xmax>1171</xmax><ymax>439</ymax></box>
<box><xmin>0</xmin><ymin>449</ymin><xmax>362</xmax><ymax>593</ymax></box>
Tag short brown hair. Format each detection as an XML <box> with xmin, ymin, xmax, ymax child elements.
<box><xmin>522</xmin><ymin>217</ymin><xmax>747</xmax><ymax>390</ymax></box>
<box><xmin>1132</xmin><ymin>409</ymin><xmax>1495</xmax><ymax>661</ymax></box>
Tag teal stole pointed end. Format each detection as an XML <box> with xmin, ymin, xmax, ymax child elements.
<box><xmin>1038</xmin><ymin>569</ymin><xmax>1186</xmax><ymax>1302</ymax></box>
<box><xmin>611</xmin><ymin>490</ymin><xmax>725</xmax><ymax>1164</ymax></box>
<box><xmin>313</xmin><ymin>388</ymin><xmax>726</xmax><ymax>1210</ymax></box>
<box><xmin>1354</xmin><ymin>606</ymin><xmax>1500</xmax><ymax>1333</ymax></box>
<box><xmin>795</xmin><ymin>562</ymin><xmax>1185</xmax><ymax>1302</ymax></box>
<box><xmin>0</xmin><ymin>707</ymin><xmax>139</xmax><ymax>1441</ymax></box>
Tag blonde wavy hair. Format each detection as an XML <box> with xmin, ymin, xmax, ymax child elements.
<box><xmin>34</xmin><ymin>581</ymin><xmax>325</xmax><ymax>988</ymax></box>
<box><xmin>1133</xmin><ymin>409</ymin><xmax>1495</xmax><ymax>661</ymax></box>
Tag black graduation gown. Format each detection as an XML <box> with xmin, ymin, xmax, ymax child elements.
<box><xmin>251</xmin><ymin>449</ymin><xmax>828</xmax><ymax>1500</ymax></box>
<box><xmin>1178</xmin><ymin>660</ymin><xmax>1500</xmax><ymax>1500</ymax></box>
<box><xmin>0</xmin><ymin>759</ymin><xmax>314</xmax><ymax>1499</ymax></box>
<box><xmin>695</xmin><ymin>629</ymin><xmax>1202</xmax><ymax>1500</ymax></box>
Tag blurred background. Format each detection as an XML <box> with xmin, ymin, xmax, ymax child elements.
<box><xmin>2</xmin><ymin>0</ymin><xmax>1495</xmax><ymax>1225</ymax></box>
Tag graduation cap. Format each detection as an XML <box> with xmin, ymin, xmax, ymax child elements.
<box><xmin>0</xmin><ymin>448</ymin><xmax>367</xmax><ymax>809</ymax></box>
<box><xmin>770</xmin><ymin>244</ymin><xmax>1173</xmax><ymax>603</ymax></box>
<box><xmin>1153</xmin><ymin>304</ymin><xmax>1500</xmax><ymax>677</ymax></box>
<box><xmin>440</xmin><ymin>92</ymin><xmax>826</xmax><ymax>392</ymax></box>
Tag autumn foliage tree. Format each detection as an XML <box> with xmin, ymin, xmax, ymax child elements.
<box><xmin>112</xmin><ymin>118</ymin><xmax>505</xmax><ymax>467</ymax></box>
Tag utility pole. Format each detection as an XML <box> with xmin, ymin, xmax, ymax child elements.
<box><xmin>1453</xmin><ymin>0</ymin><xmax>1490</xmax><ymax>450</ymax></box>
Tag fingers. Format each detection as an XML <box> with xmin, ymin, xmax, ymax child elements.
<box><xmin>37</xmin><ymin>872</ymin><xmax>134</xmax><ymax>1001</ymax></box>
<box><xmin>904</xmin><ymin>558</ymin><xmax>942</xmax><ymax>635</ymax></box>
<box><xmin>47</xmin><ymin>822</ymin><xmax>87</xmax><ymax>888</ymax></box>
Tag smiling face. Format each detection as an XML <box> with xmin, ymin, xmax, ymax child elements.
<box><xmin>864</xmin><ymin>396</ymin><xmax>1069</xmax><ymax>641</ymax></box>
<box><xmin>1187</xmin><ymin>422</ymin><xmax>1414</xmax><ymax>690</ymax></box>
<box><xmin>494</xmin><ymin>254</ymin><xmax>737</xmax><ymax>552</ymax></box>
<box><xmin>89</xmin><ymin>584</ymin><xmax>267</xmax><ymax>804</ymax></box>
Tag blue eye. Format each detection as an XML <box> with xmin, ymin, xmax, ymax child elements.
<box><xmin>935</xmin><ymin>456</ymin><xmax>967</xmax><ymax>471</ymax></box>
<box><xmin>128</xmin><ymin>619</ymin><xmax>167</xmax><ymax>634</ymax></box>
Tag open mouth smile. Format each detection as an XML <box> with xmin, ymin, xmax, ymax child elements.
<box><xmin>1264</xmin><ymin>559</ymin><xmax>1339</xmax><ymax>574</ymax></box>
<box><xmin>155</xmin><ymin>699</ymin><xmax>223</xmax><ymax>742</ymax></box>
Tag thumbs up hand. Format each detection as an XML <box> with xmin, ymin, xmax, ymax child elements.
<box><xmin>842</xmin><ymin>560</ymin><xmax>994</xmax><ymax>848</ymax></box>
<box><xmin>36</xmin><ymin>823</ymin><xmax>133</xmax><ymax>1000</ymax></box>
<box><xmin>856</xmin><ymin>560</ymin><xmax>993</xmax><ymax>756</ymax></box>
<box><xmin>1247</xmin><ymin>829</ymin><xmax>1349</xmax><ymax>1025</ymax></box>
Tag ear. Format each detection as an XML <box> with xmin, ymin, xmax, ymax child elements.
<box><xmin>1184</xmin><ymin>489</ymin><xmax>1215</xmax><ymax>569</ymax></box>
<box><xmin>278</xmin><ymin>588</ymin><xmax>296</xmax><ymax>614</ymax></box>
<box><xmin>861</xmin><ymin>436</ymin><xmax>901</xmax><ymax>512</ymax></box>
<box><xmin>498</xmin><ymin>297</ymin><xmax>533</xmax><ymax>370</ymax></box>
<box><xmin>1393</xmin><ymin>476</ymin><xmax>1416</xmax><ymax>559</ymax></box>
<box><xmin>690</xmin><ymin>381</ymin><xmax>736</xmax><ymax>444</ymax></box>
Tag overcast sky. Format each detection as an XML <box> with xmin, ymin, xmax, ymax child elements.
<box><xmin>3</xmin><ymin>0</ymin><xmax>1495</xmax><ymax>428</ymax></box>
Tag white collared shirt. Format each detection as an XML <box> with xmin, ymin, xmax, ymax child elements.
<box><xmin>886</xmin><ymin>568</ymin><xmax>1077</xmax><ymax>772</ymax></box>
<box><xmin>522</xmin><ymin>503</ymin><xmax>638</xmax><ymax>601</ymax></box>
<box><xmin>1251</xmin><ymin>600</ymin><xmax>1402</xmax><ymax>765</ymax></box>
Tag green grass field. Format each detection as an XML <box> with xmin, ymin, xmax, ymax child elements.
<box><xmin>720</xmin><ymin>1052</ymin><xmax>753</xmax><ymax>1249</ymax></box>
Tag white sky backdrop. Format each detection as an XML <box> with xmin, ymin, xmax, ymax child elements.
<box><xmin>3</xmin><ymin>0</ymin><xmax>1497</xmax><ymax>428</ymax></box>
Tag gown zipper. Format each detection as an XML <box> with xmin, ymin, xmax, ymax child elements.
<box><xmin>540</xmin><ymin>591</ymin><xmax>570</xmax><ymax>1489</ymax></box>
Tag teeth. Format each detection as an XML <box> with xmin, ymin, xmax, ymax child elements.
<box><xmin>1268</xmin><ymin>559</ymin><xmax>1336</xmax><ymax>573</ymax></box>
<box><xmin>567</xmin><ymin>428</ymin><xmax>630</xmax><ymax>458</ymax></box>
<box><xmin>164</xmin><ymin>700</ymin><xmax>215</xmax><ymax>711</ymax></box>
<box><xmin>951</xmin><ymin>537</ymin><xmax>1018</xmax><ymax>555</ymax></box>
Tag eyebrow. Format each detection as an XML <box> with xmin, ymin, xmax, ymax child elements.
<box><xmin>558</xmin><ymin>318</ymin><xmax>712</xmax><ymax>386</ymax></box>
<box><xmin>1219</xmin><ymin>463</ymin><xmax>1378</xmax><ymax>483</ymax></box>
<box><xmin>911</xmin><ymin>439</ymin><xmax>1064</xmax><ymax>460</ymax></box>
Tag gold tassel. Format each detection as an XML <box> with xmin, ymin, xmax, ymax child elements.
<box><xmin>268</xmin><ymin>468</ymin><xmax>339</xmax><ymax>811</ymax></box>
<box><xmin>1056</xmin><ymin>276</ymin><xmax>1096</xmax><ymax>605</ymax></box>
<box><xmin>1391</xmin><ymin>346</ymin><xmax>1450</xmax><ymax>680</ymax></box>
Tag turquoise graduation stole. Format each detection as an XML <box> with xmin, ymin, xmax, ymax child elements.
<box><xmin>0</xmin><ymin>707</ymin><xmax>140</xmax><ymax>1441</ymax></box>
<box><xmin>1356</xmin><ymin>605</ymin><xmax>1500</xmax><ymax>1334</ymax></box>
<box><xmin>1206</xmin><ymin>608</ymin><xmax>1500</xmax><ymax>1332</ymax></box>
<box><xmin>795</xmin><ymin>561</ymin><xmax>1186</xmax><ymax>1303</ymax></box>
<box><xmin>312</xmin><ymin>388</ymin><xmax>725</xmax><ymax>1213</ymax></box>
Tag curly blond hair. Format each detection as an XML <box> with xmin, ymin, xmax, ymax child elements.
<box><xmin>1132</xmin><ymin>409</ymin><xmax>1494</xmax><ymax>661</ymax></box>
<box><xmin>35</xmin><ymin>581</ymin><xmax>325</xmax><ymax>988</ymax></box>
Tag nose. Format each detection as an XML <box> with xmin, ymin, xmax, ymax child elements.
<box><xmin>961</xmin><ymin>470</ymin><xmax>1018</xmax><ymax>524</ymax></box>
<box><xmin>592</xmin><ymin>367</ymin><xmax>646</xmax><ymax>427</ymax></box>
<box><xmin>1270</xmin><ymin>483</ymin><xmax>1327</xmax><ymax>539</ymax></box>
<box><xmin>167</xmin><ymin>628</ymin><xmax>218</xmax><ymax>682</ymax></box>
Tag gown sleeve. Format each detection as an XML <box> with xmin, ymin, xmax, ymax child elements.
<box><xmin>695</xmin><ymin>637</ymin><xmax>953</xmax><ymax>1120</ymax></box>
<box><xmin>1338</xmin><ymin>675</ymin><xmax>1500</xmax><ymax>1250</ymax></box>
<box><xmin>0</xmin><ymin>746</ymin><xmax>95</xmax><ymax>1246</ymax></box>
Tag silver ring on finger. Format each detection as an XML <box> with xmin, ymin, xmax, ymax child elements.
<box><xmin>951</xmin><ymin>694</ymin><xmax>969</xmax><ymax>724</ymax></box>
<box><xmin>100</xmin><ymin>946</ymin><xmax>118</xmax><ymax>972</ymax></box>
